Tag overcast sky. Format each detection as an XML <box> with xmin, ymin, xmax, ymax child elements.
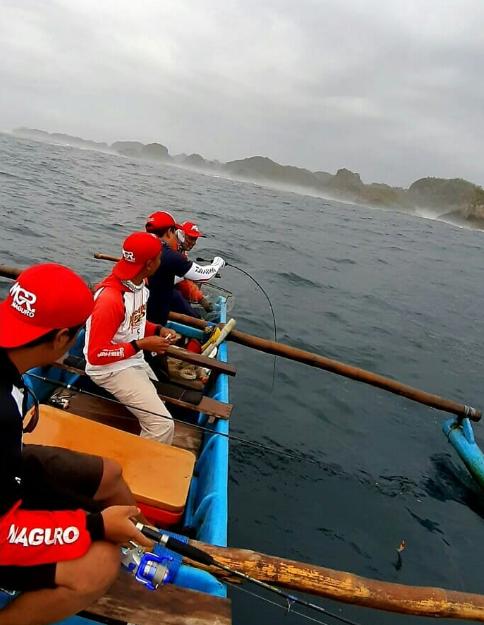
<box><xmin>1</xmin><ymin>0</ymin><xmax>483</xmax><ymax>187</ymax></box>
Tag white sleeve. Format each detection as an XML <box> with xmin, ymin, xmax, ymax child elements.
<box><xmin>183</xmin><ymin>258</ymin><xmax>224</xmax><ymax>282</ymax></box>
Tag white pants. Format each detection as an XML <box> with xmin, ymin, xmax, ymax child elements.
<box><xmin>89</xmin><ymin>361</ymin><xmax>174</xmax><ymax>444</ymax></box>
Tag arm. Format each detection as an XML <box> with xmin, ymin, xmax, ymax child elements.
<box><xmin>183</xmin><ymin>257</ymin><xmax>225</xmax><ymax>282</ymax></box>
<box><xmin>86</xmin><ymin>289</ymin><xmax>137</xmax><ymax>365</ymax></box>
<box><xmin>178</xmin><ymin>279</ymin><xmax>204</xmax><ymax>303</ymax></box>
<box><xmin>0</xmin><ymin>501</ymin><xmax>103</xmax><ymax>567</ymax></box>
<box><xmin>145</xmin><ymin>321</ymin><xmax>161</xmax><ymax>337</ymax></box>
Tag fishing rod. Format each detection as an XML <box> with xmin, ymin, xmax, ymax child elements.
<box><xmin>196</xmin><ymin>257</ymin><xmax>277</xmax><ymax>343</ymax></box>
<box><xmin>197</xmin><ymin>255</ymin><xmax>278</xmax><ymax>389</ymax></box>
<box><xmin>137</xmin><ymin>525</ymin><xmax>360</xmax><ymax>625</ymax></box>
<box><xmin>25</xmin><ymin>371</ymin><xmax>322</xmax><ymax>466</ymax></box>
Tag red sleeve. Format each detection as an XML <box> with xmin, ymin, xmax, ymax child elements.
<box><xmin>178</xmin><ymin>280</ymin><xmax>204</xmax><ymax>303</ymax></box>
<box><xmin>145</xmin><ymin>321</ymin><xmax>160</xmax><ymax>337</ymax></box>
<box><xmin>0</xmin><ymin>501</ymin><xmax>95</xmax><ymax>566</ymax></box>
<box><xmin>86</xmin><ymin>288</ymin><xmax>137</xmax><ymax>365</ymax></box>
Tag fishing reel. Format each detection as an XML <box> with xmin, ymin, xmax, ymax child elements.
<box><xmin>121</xmin><ymin>544</ymin><xmax>176</xmax><ymax>591</ymax></box>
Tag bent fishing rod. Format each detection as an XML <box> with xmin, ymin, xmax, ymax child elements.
<box><xmin>0</xmin><ymin>261</ymin><xmax>480</xmax><ymax>420</ymax></box>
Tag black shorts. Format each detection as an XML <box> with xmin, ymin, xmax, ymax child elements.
<box><xmin>0</xmin><ymin>445</ymin><xmax>104</xmax><ymax>592</ymax></box>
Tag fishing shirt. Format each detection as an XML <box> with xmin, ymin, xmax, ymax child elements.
<box><xmin>147</xmin><ymin>242</ymin><xmax>223</xmax><ymax>325</ymax></box>
<box><xmin>84</xmin><ymin>273</ymin><xmax>160</xmax><ymax>375</ymax></box>
<box><xmin>0</xmin><ymin>349</ymin><xmax>104</xmax><ymax>567</ymax></box>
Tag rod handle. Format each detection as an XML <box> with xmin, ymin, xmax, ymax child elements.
<box><xmin>136</xmin><ymin>524</ymin><xmax>214</xmax><ymax>566</ymax></box>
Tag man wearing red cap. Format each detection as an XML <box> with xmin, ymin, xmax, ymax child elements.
<box><xmin>145</xmin><ymin>211</ymin><xmax>225</xmax><ymax>326</ymax></box>
<box><xmin>84</xmin><ymin>232</ymin><xmax>176</xmax><ymax>444</ymax></box>
<box><xmin>0</xmin><ymin>263</ymin><xmax>152</xmax><ymax>624</ymax></box>
<box><xmin>175</xmin><ymin>221</ymin><xmax>213</xmax><ymax>314</ymax></box>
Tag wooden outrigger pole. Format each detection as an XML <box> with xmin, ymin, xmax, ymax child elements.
<box><xmin>180</xmin><ymin>539</ymin><xmax>484</xmax><ymax>622</ymax></box>
<box><xmin>167</xmin><ymin>311</ymin><xmax>481</xmax><ymax>421</ymax></box>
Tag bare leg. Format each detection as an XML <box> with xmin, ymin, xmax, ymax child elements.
<box><xmin>0</xmin><ymin>542</ymin><xmax>119</xmax><ymax>625</ymax></box>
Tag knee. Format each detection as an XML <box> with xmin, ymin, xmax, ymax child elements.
<box><xmin>97</xmin><ymin>458</ymin><xmax>124</xmax><ymax>498</ymax></box>
<box><xmin>75</xmin><ymin>542</ymin><xmax>120</xmax><ymax>598</ymax></box>
<box><xmin>103</xmin><ymin>457</ymin><xmax>123</xmax><ymax>482</ymax></box>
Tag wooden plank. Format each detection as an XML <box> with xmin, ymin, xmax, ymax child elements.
<box><xmin>85</xmin><ymin>573</ymin><xmax>231</xmax><ymax>625</ymax></box>
<box><xmin>25</xmin><ymin>405</ymin><xmax>195</xmax><ymax>511</ymax></box>
<box><xmin>53</xmin><ymin>389</ymin><xmax>203</xmax><ymax>455</ymax></box>
<box><xmin>54</xmin><ymin>362</ymin><xmax>232</xmax><ymax>420</ymax></box>
<box><xmin>166</xmin><ymin>346</ymin><xmax>236</xmax><ymax>377</ymax></box>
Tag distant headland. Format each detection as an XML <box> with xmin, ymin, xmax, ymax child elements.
<box><xmin>11</xmin><ymin>127</ymin><xmax>484</xmax><ymax>228</ymax></box>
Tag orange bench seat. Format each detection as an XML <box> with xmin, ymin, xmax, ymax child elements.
<box><xmin>24</xmin><ymin>405</ymin><xmax>195</xmax><ymax>521</ymax></box>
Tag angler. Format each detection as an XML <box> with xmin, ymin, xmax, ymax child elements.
<box><xmin>144</xmin><ymin>211</ymin><xmax>225</xmax><ymax>326</ymax></box>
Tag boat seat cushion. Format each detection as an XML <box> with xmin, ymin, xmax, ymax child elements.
<box><xmin>24</xmin><ymin>405</ymin><xmax>195</xmax><ymax>513</ymax></box>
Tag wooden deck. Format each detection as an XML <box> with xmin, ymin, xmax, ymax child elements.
<box><xmin>85</xmin><ymin>574</ymin><xmax>231</xmax><ymax>625</ymax></box>
<box><xmin>48</xmin><ymin>387</ymin><xmax>204</xmax><ymax>456</ymax></box>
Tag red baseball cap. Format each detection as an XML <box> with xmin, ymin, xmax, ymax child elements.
<box><xmin>145</xmin><ymin>211</ymin><xmax>182</xmax><ymax>233</ymax></box>
<box><xmin>113</xmin><ymin>231</ymin><xmax>162</xmax><ymax>280</ymax></box>
<box><xmin>0</xmin><ymin>263</ymin><xmax>94</xmax><ymax>348</ymax></box>
<box><xmin>181</xmin><ymin>221</ymin><xmax>204</xmax><ymax>238</ymax></box>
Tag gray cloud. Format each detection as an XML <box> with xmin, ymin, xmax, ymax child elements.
<box><xmin>1</xmin><ymin>0</ymin><xmax>483</xmax><ymax>186</ymax></box>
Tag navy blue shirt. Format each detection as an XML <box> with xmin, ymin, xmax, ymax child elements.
<box><xmin>147</xmin><ymin>242</ymin><xmax>192</xmax><ymax>325</ymax></box>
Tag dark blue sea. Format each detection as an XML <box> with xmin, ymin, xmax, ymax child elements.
<box><xmin>1</xmin><ymin>133</ymin><xmax>483</xmax><ymax>625</ymax></box>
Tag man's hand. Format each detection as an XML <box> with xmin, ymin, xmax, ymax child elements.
<box><xmin>101</xmin><ymin>506</ymin><xmax>154</xmax><ymax>549</ymax></box>
<box><xmin>200</xmin><ymin>297</ymin><xmax>214</xmax><ymax>312</ymax></box>
<box><xmin>136</xmin><ymin>336</ymin><xmax>171</xmax><ymax>353</ymax></box>
<box><xmin>212</xmin><ymin>256</ymin><xmax>225</xmax><ymax>270</ymax></box>
<box><xmin>159</xmin><ymin>327</ymin><xmax>179</xmax><ymax>343</ymax></box>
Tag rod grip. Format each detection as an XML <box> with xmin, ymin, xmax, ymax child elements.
<box><xmin>137</xmin><ymin>525</ymin><xmax>215</xmax><ymax>566</ymax></box>
<box><xmin>165</xmin><ymin>537</ymin><xmax>214</xmax><ymax>566</ymax></box>
<box><xmin>138</xmin><ymin>524</ymin><xmax>162</xmax><ymax>542</ymax></box>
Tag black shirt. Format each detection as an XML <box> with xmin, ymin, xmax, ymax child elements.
<box><xmin>0</xmin><ymin>348</ymin><xmax>27</xmax><ymax>515</ymax></box>
<box><xmin>147</xmin><ymin>242</ymin><xmax>191</xmax><ymax>326</ymax></box>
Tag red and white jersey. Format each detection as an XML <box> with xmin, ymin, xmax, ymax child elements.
<box><xmin>84</xmin><ymin>274</ymin><xmax>159</xmax><ymax>375</ymax></box>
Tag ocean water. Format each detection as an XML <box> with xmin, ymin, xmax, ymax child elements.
<box><xmin>1</xmin><ymin>132</ymin><xmax>484</xmax><ymax>624</ymax></box>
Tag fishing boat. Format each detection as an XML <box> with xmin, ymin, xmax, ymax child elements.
<box><xmin>0</xmin><ymin>295</ymin><xmax>233</xmax><ymax>625</ymax></box>
<box><xmin>2</xmin><ymin>261</ymin><xmax>484</xmax><ymax>624</ymax></box>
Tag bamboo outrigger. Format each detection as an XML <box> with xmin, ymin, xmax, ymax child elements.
<box><xmin>1</xmin><ymin>261</ymin><xmax>484</xmax><ymax>625</ymax></box>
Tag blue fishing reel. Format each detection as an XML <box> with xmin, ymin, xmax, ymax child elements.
<box><xmin>121</xmin><ymin>546</ymin><xmax>176</xmax><ymax>591</ymax></box>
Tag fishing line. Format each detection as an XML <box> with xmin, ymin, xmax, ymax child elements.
<box><xmin>25</xmin><ymin>371</ymin><xmax>322</xmax><ymax>467</ymax></box>
<box><xmin>227</xmin><ymin>582</ymin><xmax>332</xmax><ymax>625</ymax></box>
<box><xmin>198</xmin><ymin>257</ymin><xmax>278</xmax><ymax>389</ymax></box>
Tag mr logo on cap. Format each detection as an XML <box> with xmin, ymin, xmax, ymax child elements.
<box><xmin>10</xmin><ymin>282</ymin><xmax>37</xmax><ymax>318</ymax></box>
<box><xmin>0</xmin><ymin>263</ymin><xmax>94</xmax><ymax>348</ymax></box>
<box><xmin>113</xmin><ymin>231</ymin><xmax>162</xmax><ymax>280</ymax></box>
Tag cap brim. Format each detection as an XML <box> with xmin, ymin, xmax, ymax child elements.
<box><xmin>113</xmin><ymin>260</ymin><xmax>146</xmax><ymax>280</ymax></box>
<box><xmin>0</xmin><ymin>302</ymin><xmax>54</xmax><ymax>348</ymax></box>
